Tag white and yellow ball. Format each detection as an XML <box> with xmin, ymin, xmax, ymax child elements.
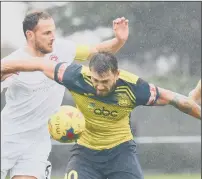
<box><xmin>48</xmin><ymin>105</ymin><xmax>85</xmax><ymax>143</ymax></box>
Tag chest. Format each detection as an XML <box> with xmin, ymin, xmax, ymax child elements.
<box><xmin>70</xmin><ymin>91</ymin><xmax>134</xmax><ymax>121</ymax></box>
<box><xmin>10</xmin><ymin>71</ymin><xmax>63</xmax><ymax>95</ymax></box>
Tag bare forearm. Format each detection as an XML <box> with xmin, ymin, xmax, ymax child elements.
<box><xmin>90</xmin><ymin>38</ymin><xmax>126</xmax><ymax>56</ymax></box>
<box><xmin>155</xmin><ymin>88</ymin><xmax>201</xmax><ymax>119</ymax></box>
<box><xmin>169</xmin><ymin>93</ymin><xmax>201</xmax><ymax>119</ymax></box>
<box><xmin>1</xmin><ymin>58</ymin><xmax>56</xmax><ymax>80</ymax></box>
<box><xmin>1</xmin><ymin>58</ymin><xmax>43</xmax><ymax>74</ymax></box>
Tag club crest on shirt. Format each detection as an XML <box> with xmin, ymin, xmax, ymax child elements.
<box><xmin>49</xmin><ymin>54</ymin><xmax>58</xmax><ymax>62</ymax></box>
<box><xmin>116</xmin><ymin>93</ymin><xmax>133</xmax><ymax>107</ymax></box>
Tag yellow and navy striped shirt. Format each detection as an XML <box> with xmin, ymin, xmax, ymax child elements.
<box><xmin>54</xmin><ymin>63</ymin><xmax>159</xmax><ymax>150</ymax></box>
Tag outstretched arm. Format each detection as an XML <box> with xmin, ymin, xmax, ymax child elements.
<box><xmin>154</xmin><ymin>87</ymin><xmax>201</xmax><ymax>119</ymax></box>
<box><xmin>1</xmin><ymin>58</ymin><xmax>82</xmax><ymax>91</ymax></box>
<box><xmin>133</xmin><ymin>78</ymin><xmax>201</xmax><ymax>120</ymax></box>
<box><xmin>1</xmin><ymin>58</ymin><xmax>57</xmax><ymax>81</ymax></box>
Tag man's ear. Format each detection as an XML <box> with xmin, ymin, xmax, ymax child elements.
<box><xmin>26</xmin><ymin>30</ymin><xmax>34</xmax><ymax>40</ymax></box>
<box><xmin>116</xmin><ymin>69</ymin><xmax>120</xmax><ymax>79</ymax></box>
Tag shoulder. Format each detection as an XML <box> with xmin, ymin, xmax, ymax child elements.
<box><xmin>1</xmin><ymin>48</ymin><xmax>25</xmax><ymax>61</ymax></box>
<box><xmin>56</xmin><ymin>63</ymin><xmax>83</xmax><ymax>82</ymax></box>
<box><xmin>81</xmin><ymin>65</ymin><xmax>91</xmax><ymax>77</ymax></box>
<box><xmin>64</xmin><ymin>64</ymin><xmax>90</xmax><ymax>81</ymax></box>
<box><xmin>55</xmin><ymin>63</ymin><xmax>92</xmax><ymax>91</ymax></box>
<box><xmin>67</xmin><ymin>63</ymin><xmax>83</xmax><ymax>73</ymax></box>
<box><xmin>119</xmin><ymin>69</ymin><xmax>139</xmax><ymax>84</ymax></box>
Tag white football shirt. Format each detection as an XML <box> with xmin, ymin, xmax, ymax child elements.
<box><xmin>1</xmin><ymin>39</ymin><xmax>76</xmax><ymax>144</ymax></box>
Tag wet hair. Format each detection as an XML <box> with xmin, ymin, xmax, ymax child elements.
<box><xmin>89</xmin><ymin>52</ymin><xmax>118</xmax><ymax>75</ymax></box>
<box><xmin>23</xmin><ymin>10</ymin><xmax>52</xmax><ymax>38</ymax></box>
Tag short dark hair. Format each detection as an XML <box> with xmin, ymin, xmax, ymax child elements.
<box><xmin>22</xmin><ymin>10</ymin><xmax>52</xmax><ymax>38</ymax></box>
<box><xmin>89</xmin><ymin>52</ymin><xmax>118</xmax><ymax>75</ymax></box>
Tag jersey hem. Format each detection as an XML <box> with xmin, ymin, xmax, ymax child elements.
<box><xmin>77</xmin><ymin>136</ymin><xmax>134</xmax><ymax>150</ymax></box>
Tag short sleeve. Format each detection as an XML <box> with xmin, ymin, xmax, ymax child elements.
<box><xmin>133</xmin><ymin>78</ymin><xmax>160</xmax><ymax>106</ymax></box>
<box><xmin>54</xmin><ymin>63</ymin><xmax>82</xmax><ymax>89</ymax></box>
<box><xmin>74</xmin><ymin>45</ymin><xmax>90</xmax><ymax>61</ymax></box>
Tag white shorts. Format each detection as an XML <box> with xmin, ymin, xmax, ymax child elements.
<box><xmin>1</xmin><ymin>138</ymin><xmax>52</xmax><ymax>179</ymax></box>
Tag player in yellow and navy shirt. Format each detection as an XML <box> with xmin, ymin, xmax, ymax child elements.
<box><xmin>1</xmin><ymin>52</ymin><xmax>201</xmax><ymax>179</ymax></box>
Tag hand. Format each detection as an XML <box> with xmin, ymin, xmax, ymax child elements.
<box><xmin>1</xmin><ymin>60</ymin><xmax>18</xmax><ymax>81</ymax></box>
<box><xmin>113</xmin><ymin>17</ymin><xmax>129</xmax><ymax>42</ymax></box>
<box><xmin>1</xmin><ymin>73</ymin><xmax>14</xmax><ymax>81</ymax></box>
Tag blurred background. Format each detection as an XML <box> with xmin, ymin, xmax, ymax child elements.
<box><xmin>1</xmin><ymin>2</ymin><xmax>201</xmax><ymax>179</ymax></box>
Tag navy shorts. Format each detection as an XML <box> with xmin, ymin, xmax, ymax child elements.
<box><xmin>65</xmin><ymin>140</ymin><xmax>144</xmax><ymax>179</ymax></box>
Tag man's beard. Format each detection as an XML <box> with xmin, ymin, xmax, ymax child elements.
<box><xmin>36</xmin><ymin>43</ymin><xmax>52</xmax><ymax>54</ymax></box>
<box><xmin>96</xmin><ymin>82</ymin><xmax>117</xmax><ymax>96</ymax></box>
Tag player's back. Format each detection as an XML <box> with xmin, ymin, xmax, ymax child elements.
<box><xmin>1</xmin><ymin>40</ymin><xmax>76</xmax><ymax>143</ymax></box>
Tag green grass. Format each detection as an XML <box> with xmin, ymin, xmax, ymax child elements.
<box><xmin>52</xmin><ymin>174</ymin><xmax>201</xmax><ymax>179</ymax></box>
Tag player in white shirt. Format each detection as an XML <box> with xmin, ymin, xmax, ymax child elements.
<box><xmin>1</xmin><ymin>10</ymin><xmax>129</xmax><ymax>179</ymax></box>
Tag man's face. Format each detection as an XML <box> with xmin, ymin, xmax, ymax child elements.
<box><xmin>29</xmin><ymin>18</ymin><xmax>56</xmax><ymax>54</ymax></box>
<box><xmin>90</xmin><ymin>68</ymin><xmax>119</xmax><ymax>97</ymax></box>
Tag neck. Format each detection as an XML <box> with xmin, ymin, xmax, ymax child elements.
<box><xmin>25</xmin><ymin>42</ymin><xmax>45</xmax><ymax>57</ymax></box>
<box><xmin>110</xmin><ymin>83</ymin><xmax>117</xmax><ymax>93</ymax></box>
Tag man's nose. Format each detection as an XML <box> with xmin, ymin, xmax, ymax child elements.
<box><xmin>96</xmin><ymin>84</ymin><xmax>105</xmax><ymax>90</ymax></box>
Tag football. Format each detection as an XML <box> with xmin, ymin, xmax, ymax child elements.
<box><xmin>48</xmin><ymin>105</ymin><xmax>85</xmax><ymax>143</ymax></box>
